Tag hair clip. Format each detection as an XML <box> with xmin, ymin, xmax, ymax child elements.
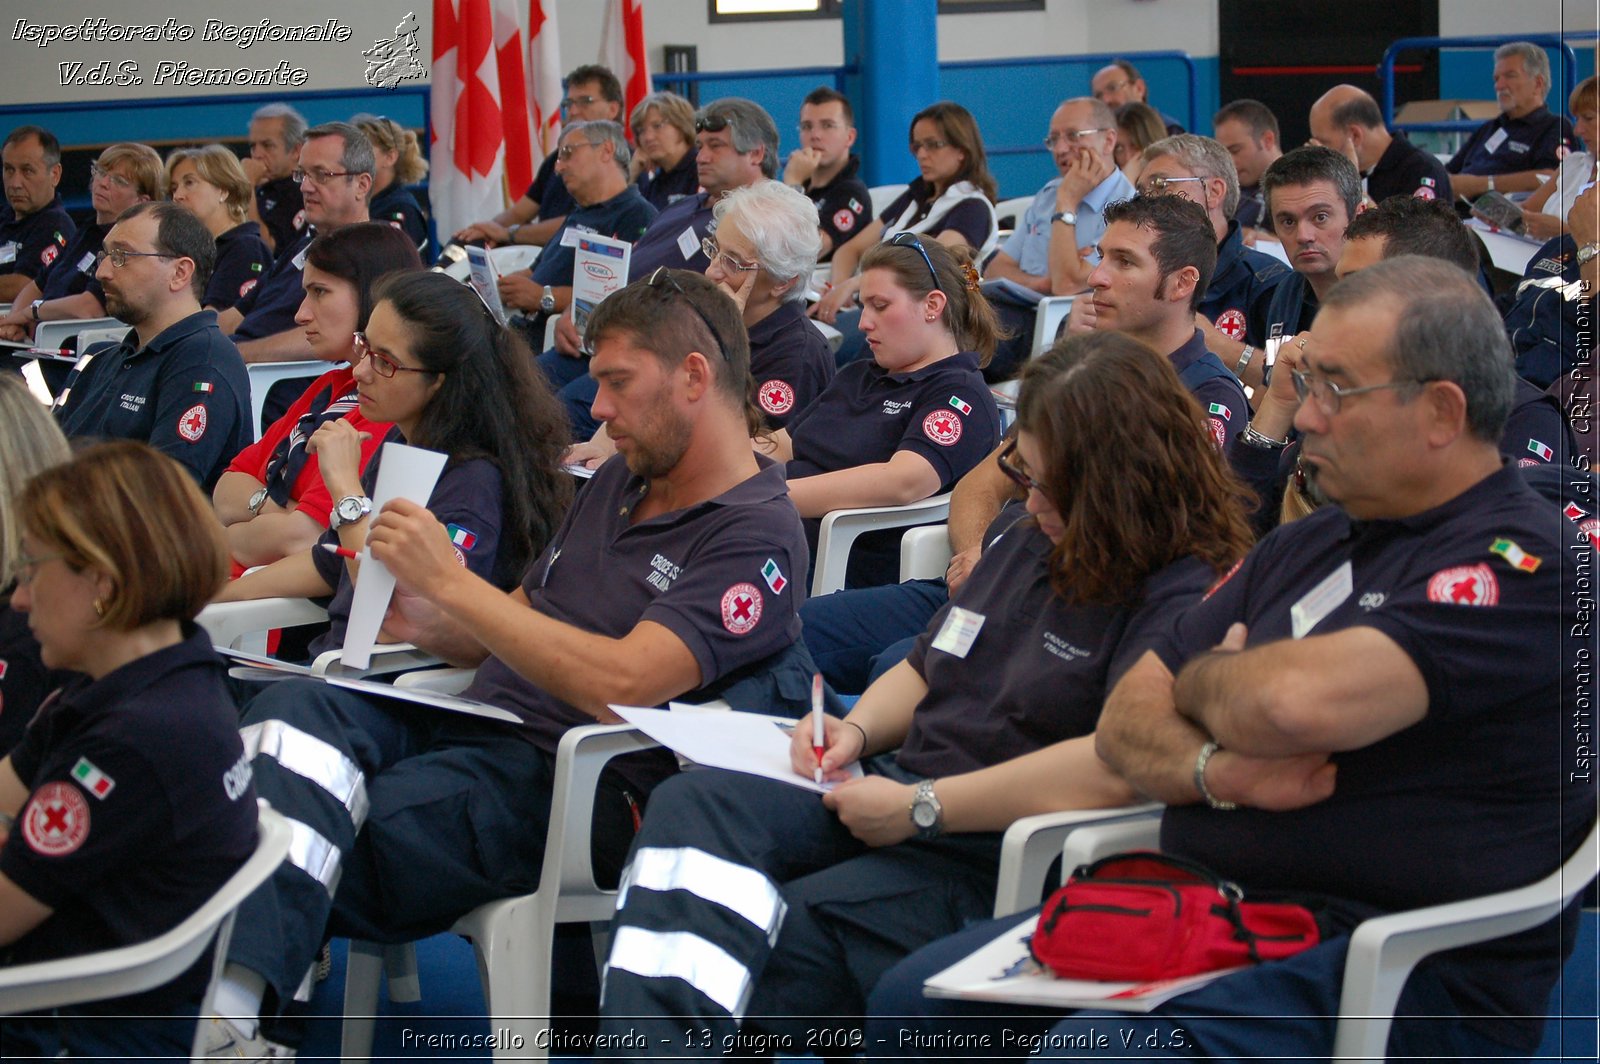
<box><xmin>961</xmin><ymin>262</ymin><xmax>981</xmax><ymax>292</ymax></box>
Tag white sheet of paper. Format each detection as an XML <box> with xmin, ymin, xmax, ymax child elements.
<box><xmin>465</xmin><ymin>245</ymin><xmax>509</xmax><ymax>325</ymax></box>
<box><xmin>324</xmin><ymin>674</ymin><xmax>521</xmax><ymax>723</ymax></box>
<box><xmin>572</xmin><ymin>232</ymin><xmax>631</xmax><ymax>338</ymax></box>
<box><xmin>609</xmin><ymin>705</ymin><xmax>862</xmax><ymax>794</ymax></box>
<box><xmin>923</xmin><ymin>916</ymin><xmax>1236</xmax><ymax>1012</ymax></box>
<box><xmin>340</xmin><ymin>442</ymin><xmax>447</xmax><ymax>669</ymax></box>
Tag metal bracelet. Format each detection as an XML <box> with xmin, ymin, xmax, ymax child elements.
<box><xmin>1194</xmin><ymin>741</ymin><xmax>1239</xmax><ymax>811</ymax></box>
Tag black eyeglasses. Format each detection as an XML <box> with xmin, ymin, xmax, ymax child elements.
<box><xmin>561</xmin><ymin>94</ymin><xmax>601</xmax><ymax>109</ymax></box>
<box><xmin>997</xmin><ymin>439</ymin><xmax>1044</xmax><ymax>495</ymax></box>
<box><xmin>887</xmin><ymin>232</ymin><xmax>942</xmax><ymax>293</ymax></box>
<box><xmin>646</xmin><ymin>267</ymin><xmax>730</xmax><ymax>363</ymax></box>
<box><xmin>293</xmin><ymin>167</ymin><xmax>356</xmax><ymax>186</ymax></box>
<box><xmin>694</xmin><ymin>113</ymin><xmax>731</xmax><ymax>134</ymax></box>
<box><xmin>353</xmin><ymin>331</ymin><xmax>436</xmax><ymax>378</ymax></box>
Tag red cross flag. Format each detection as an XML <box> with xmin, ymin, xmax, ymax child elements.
<box><xmin>430</xmin><ymin>0</ymin><xmax>563</xmax><ymax>240</ymax></box>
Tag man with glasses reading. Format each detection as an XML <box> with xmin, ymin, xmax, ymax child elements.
<box><xmin>499</xmin><ymin>120</ymin><xmax>656</xmax><ymax>341</ymax></box>
<box><xmin>784</xmin><ymin>86</ymin><xmax>871</xmax><ymax>261</ymax></box>
<box><xmin>981</xmin><ymin>97</ymin><xmax>1134</xmax><ymax>378</ymax></box>
<box><xmin>53</xmin><ymin>202</ymin><xmax>249</xmax><ymax>490</ymax></box>
<box><xmin>454</xmin><ymin>64</ymin><xmax>625</xmax><ymax>249</ymax></box>
<box><xmin>215</xmin><ymin>122</ymin><xmax>373</xmax><ymax>376</ymax></box>
<box><xmin>546</xmin><ymin>97</ymin><xmax>779</xmax><ymax>367</ymax></box>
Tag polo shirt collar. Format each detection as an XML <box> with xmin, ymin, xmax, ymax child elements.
<box><xmin>127</xmin><ymin>309</ymin><xmax>218</xmax><ymax>358</ymax></box>
<box><xmin>747</xmin><ymin>300</ymin><xmax>805</xmax><ymax>347</ymax></box>
<box><xmin>58</xmin><ymin>623</ymin><xmax>219</xmax><ymax>723</ymax></box>
<box><xmin>872</xmin><ymin>349</ymin><xmax>983</xmax><ymax>384</ymax></box>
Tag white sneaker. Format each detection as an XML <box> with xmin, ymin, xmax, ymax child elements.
<box><xmin>196</xmin><ymin>1016</ymin><xmax>296</xmax><ymax>1060</ymax></box>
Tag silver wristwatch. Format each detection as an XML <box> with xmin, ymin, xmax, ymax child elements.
<box><xmin>329</xmin><ymin>494</ymin><xmax>372</xmax><ymax>529</ymax></box>
<box><xmin>247</xmin><ymin>486</ymin><xmax>270</xmax><ymax>516</ymax></box>
<box><xmin>910</xmin><ymin>779</ymin><xmax>944</xmax><ymax>840</ymax></box>
<box><xmin>540</xmin><ymin>288</ymin><xmax>557</xmax><ymax>314</ymax></box>
<box><xmin>1050</xmin><ymin>210</ymin><xmax>1077</xmax><ymax>227</ymax></box>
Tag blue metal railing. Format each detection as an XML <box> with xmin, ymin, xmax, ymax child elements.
<box><xmin>1380</xmin><ymin>32</ymin><xmax>1597</xmax><ymax>135</ymax></box>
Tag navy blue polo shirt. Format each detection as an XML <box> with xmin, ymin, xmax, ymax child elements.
<box><xmin>1447</xmin><ymin>106</ymin><xmax>1575</xmax><ymax>177</ymax></box>
<box><xmin>900</xmin><ymin>520</ymin><xmax>1214</xmax><ymax>778</ymax></box>
<box><xmin>531</xmin><ymin>185</ymin><xmax>658</xmax><ymax>288</ymax></box>
<box><xmin>1</xmin><ymin>625</ymin><xmax>257</xmax><ymax>1013</ymax></box>
<box><xmin>1504</xmin><ymin>375</ymin><xmax>1575</xmax><ymax>469</ymax></box>
<box><xmin>0</xmin><ymin>603</ymin><xmax>67</xmax><ymax>758</ymax></box>
<box><xmin>878</xmin><ymin>178</ymin><xmax>992</xmax><ymax>251</ymax></box>
<box><xmin>206</xmin><ymin>221</ymin><xmax>271</xmax><ymax>312</ymax></box>
<box><xmin>1506</xmin><ymin>234</ymin><xmax>1588</xmax><ymax>388</ymax></box>
<box><xmin>1366</xmin><ymin>133</ymin><xmax>1452</xmax><ymax>204</ymax></box>
<box><xmin>805</xmin><ymin>154</ymin><xmax>871</xmax><ymax>258</ymax></box>
<box><xmin>1167</xmin><ymin>328</ymin><xmax>1249</xmax><ymax>455</ymax></box>
<box><xmin>232</xmin><ymin>229</ymin><xmax>312</xmax><ymax>341</ymax></box>
<box><xmin>626</xmin><ymin>192</ymin><xmax>717</xmax><ymax>279</ymax></box>
<box><xmin>55</xmin><ymin>309</ymin><xmax>251</xmax><ymax>491</ymax></box>
<box><xmin>1201</xmin><ymin>221</ymin><xmax>1290</xmax><ymax>348</ymax></box>
<box><xmin>525</xmin><ymin>151</ymin><xmax>577</xmax><ymax>221</ymax></box>
<box><xmin>1263</xmin><ymin>269</ymin><xmax>1318</xmax><ymax>347</ymax></box>
<box><xmin>788</xmin><ymin>350</ymin><xmax>1000</xmax><ymax>586</ymax></box>
<box><xmin>1234</xmin><ymin>185</ymin><xmax>1266</xmax><ymax>232</ymax></box>
<box><xmin>37</xmin><ymin>219</ymin><xmax>107</xmax><ymax>303</ymax></box>
<box><xmin>369</xmin><ymin>180</ymin><xmax>430</xmax><ymax>254</ymax></box>
<box><xmin>463</xmin><ymin>454</ymin><xmax>808</xmax><ymax>794</ymax></box>
<box><xmin>255</xmin><ymin>174</ymin><xmax>305</xmax><ymax>257</ymax></box>
<box><xmin>636</xmin><ymin>152</ymin><xmax>698</xmax><ymax>212</ymax></box>
<box><xmin>307</xmin><ymin>428</ymin><xmax>513</xmax><ymax>659</ymax></box>
<box><xmin>1150</xmin><ymin>464</ymin><xmax>1593</xmax><ymax>1045</ymax></box>
<box><xmin>0</xmin><ymin>195</ymin><xmax>74</xmax><ymax>282</ymax></box>
<box><xmin>750</xmin><ymin>300</ymin><xmax>834</xmax><ymax>428</ymax></box>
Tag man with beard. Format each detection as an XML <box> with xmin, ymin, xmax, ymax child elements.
<box><xmin>202</xmin><ymin>270</ymin><xmax>810</xmax><ymax>1058</ymax></box>
<box><xmin>53</xmin><ymin>202</ymin><xmax>249</xmax><ymax>491</ymax></box>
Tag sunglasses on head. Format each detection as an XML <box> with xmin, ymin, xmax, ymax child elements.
<box><xmin>646</xmin><ymin>267</ymin><xmax>731</xmax><ymax>363</ymax></box>
<box><xmin>887</xmin><ymin>232</ymin><xmax>942</xmax><ymax>293</ymax></box>
<box><xmin>694</xmin><ymin>113</ymin><xmax>731</xmax><ymax>135</ymax></box>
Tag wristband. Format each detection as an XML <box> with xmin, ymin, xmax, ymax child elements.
<box><xmin>1194</xmin><ymin>741</ymin><xmax>1238</xmax><ymax>811</ymax></box>
<box><xmin>1234</xmin><ymin>345</ymin><xmax>1255</xmax><ymax>376</ymax></box>
<box><xmin>843</xmin><ymin>718</ymin><xmax>869</xmax><ymax>755</ymax></box>
<box><xmin>1240</xmin><ymin>424</ymin><xmax>1290</xmax><ymax>449</ymax></box>
<box><xmin>1487</xmin><ymin>175</ymin><xmax>1496</xmax><ymax>193</ymax></box>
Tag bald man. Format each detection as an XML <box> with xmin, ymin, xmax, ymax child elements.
<box><xmin>1308</xmin><ymin>85</ymin><xmax>1452</xmax><ymax>205</ymax></box>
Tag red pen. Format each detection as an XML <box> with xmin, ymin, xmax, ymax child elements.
<box><xmin>318</xmin><ymin>543</ymin><xmax>366</xmax><ymax>561</ymax></box>
<box><xmin>811</xmin><ymin>672</ymin><xmax>825</xmax><ymax>784</ymax></box>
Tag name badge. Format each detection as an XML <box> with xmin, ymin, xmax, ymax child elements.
<box><xmin>76</xmin><ymin>251</ymin><xmax>96</xmax><ymax>273</ymax></box>
<box><xmin>561</xmin><ymin>228</ymin><xmax>582</xmax><ymax>248</ymax></box>
<box><xmin>1483</xmin><ymin>127</ymin><xmax>1508</xmax><ymax>155</ymax></box>
<box><xmin>0</xmin><ymin>242</ymin><xmax>15</xmax><ymax>265</ymax></box>
<box><xmin>931</xmin><ymin>606</ymin><xmax>985</xmax><ymax>659</ymax></box>
<box><xmin>676</xmin><ymin>226</ymin><xmax>700</xmax><ymax>261</ymax></box>
<box><xmin>292</xmin><ymin>244</ymin><xmax>309</xmax><ymax>270</ymax></box>
<box><xmin>1290</xmin><ymin>560</ymin><xmax>1352</xmax><ymax>640</ymax></box>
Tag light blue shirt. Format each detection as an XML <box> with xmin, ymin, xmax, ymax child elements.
<box><xmin>1000</xmin><ymin>168</ymin><xmax>1137</xmax><ymax>277</ymax></box>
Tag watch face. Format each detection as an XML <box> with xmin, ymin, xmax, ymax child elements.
<box><xmin>912</xmin><ymin>802</ymin><xmax>938</xmax><ymax>829</ymax></box>
<box><xmin>336</xmin><ymin>497</ymin><xmax>367</xmax><ymax>522</ymax></box>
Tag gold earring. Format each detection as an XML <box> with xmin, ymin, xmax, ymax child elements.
<box><xmin>93</xmin><ymin>599</ymin><xmax>106</xmax><ymax>618</ymax></box>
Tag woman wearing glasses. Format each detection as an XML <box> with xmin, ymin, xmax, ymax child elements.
<box><xmin>594</xmin><ymin>333</ymin><xmax>1253</xmax><ymax>1051</ymax></box>
<box><xmin>166</xmin><ymin>145</ymin><xmax>272</xmax><ymax>313</ymax></box>
<box><xmin>773</xmin><ymin>234</ymin><xmax>1002</xmax><ymax>588</ymax></box>
<box><xmin>630</xmin><ymin>91</ymin><xmax>698</xmax><ymax>211</ymax></box>
<box><xmin>0</xmin><ymin>376</ymin><xmax>71</xmax><ymax>756</ymax></box>
<box><xmin>351</xmin><ymin>114</ymin><xmax>431</xmax><ymax>256</ymax></box>
<box><xmin>213</xmin><ymin>272</ymin><xmax>572</xmax><ymax>665</ymax></box>
<box><xmin>0</xmin><ymin>442</ymin><xmax>258</xmax><ymax>1060</ymax></box>
<box><xmin>213</xmin><ymin>223</ymin><xmax>422</xmax><ymax>575</ymax></box>
<box><xmin>811</xmin><ymin>102</ymin><xmax>999</xmax><ymax>334</ymax></box>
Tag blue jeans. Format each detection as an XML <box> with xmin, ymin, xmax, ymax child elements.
<box><xmin>801</xmin><ymin>579</ymin><xmax>948</xmax><ymax>694</ymax></box>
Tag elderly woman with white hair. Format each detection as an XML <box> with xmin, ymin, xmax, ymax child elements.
<box><xmin>567</xmin><ymin>182</ymin><xmax>833</xmax><ymax>448</ymax></box>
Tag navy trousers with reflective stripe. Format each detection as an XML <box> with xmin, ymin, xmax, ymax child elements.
<box><xmin>227</xmin><ymin>678</ymin><xmax>636</xmax><ymax>1006</ymax></box>
<box><xmin>596</xmin><ymin>764</ymin><xmax>1000</xmax><ymax>1057</ymax></box>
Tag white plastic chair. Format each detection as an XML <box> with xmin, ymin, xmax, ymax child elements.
<box><xmin>811</xmin><ymin>493</ymin><xmax>952</xmax><ymax>597</ymax></box>
<box><xmin>1047</xmin><ymin>815</ymin><xmax>1600</xmax><ymax>1064</ymax></box>
<box><xmin>244</xmin><ymin>361</ymin><xmax>325</xmax><ymax>442</ymax></box>
<box><xmin>340</xmin><ymin>722</ymin><xmax>663</xmax><ymax>1063</ymax></box>
<box><xmin>196</xmin><ymin>597</ymin><xmax>439</xmax><ymax>680</ymax></box>
<box><xmin>811</xmin><ymin>318</ymin><xmax>844</xmax><ymax>353</ymax></box>
<box><xmin>993</xmin><ymin>804</ymin><xmax>1163</xmax><ymax>917</ymax></box>
<box><xmin>993</xmin><ymin>195</ymin><xmax>1035</xmax><ymax>234</ymax></box>
<box><xmin>899</xmin><ymin>524</ymin><xmax>953</xmax><ymax>582</ymax></box>
<box><xmin>868</xmin><ymin>184</ymin><xmax>909</xmax><ymax>218</ymax></box>
<box><xmin>33</xmin><ymin>316</ymin><xmax>125</xmax><ymax>353</ymax></box>
<box><xmin>1032</xmin><ymin>295</ymin><xmax>1076</xmax><ymax>357</ymax></box>
<box><xmin>0</xmin><ymin>801</ymin><xmax>291</xmax><ymax>1054</ymax></box>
